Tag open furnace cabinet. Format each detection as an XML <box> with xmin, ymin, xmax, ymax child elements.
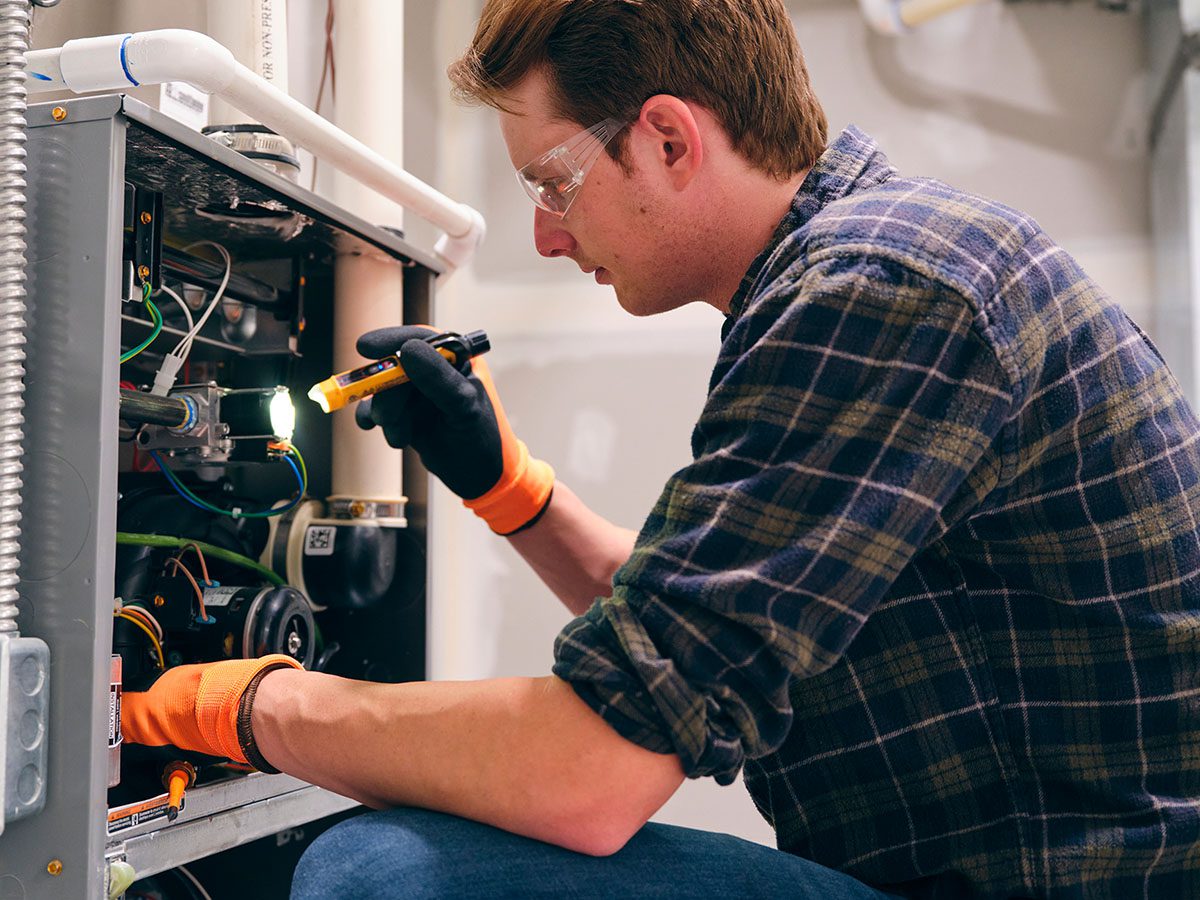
<box><xmin>0</xmin><ymin>94</ymin><xmax>434</xmax><ymax>898</ymax></box>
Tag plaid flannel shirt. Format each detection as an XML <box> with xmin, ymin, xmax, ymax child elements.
<box><xmin>552</xmin><ymin>126</ymin><xmax>1200</xmax><ymax>898</ymax></box>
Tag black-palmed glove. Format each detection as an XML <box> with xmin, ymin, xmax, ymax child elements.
<box><xmin>355</xmin><ymin>325</ymin><xmax>554</xmax><ymax>534</ymax></box>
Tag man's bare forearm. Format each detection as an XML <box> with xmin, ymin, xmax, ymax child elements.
<box><xmin>507</xmin><ymin>482</ymin><xmax>637</xmax><ymax>615</ymax></box>
<box><xmin>252</xmin><ymin>670</ymin><xmax>683</xmax><ymax>855</ymax></box>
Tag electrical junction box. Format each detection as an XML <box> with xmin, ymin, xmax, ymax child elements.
<box><xmin>0</xmin><ymin>94</ymin><xmax>436</xmax><ymax>899</ymax></box>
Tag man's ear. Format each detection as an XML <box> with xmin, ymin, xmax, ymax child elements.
<box><xmin>635</xmin><ymin>95</ymin><xmax>703</xmax><ymax>191</ymax></box>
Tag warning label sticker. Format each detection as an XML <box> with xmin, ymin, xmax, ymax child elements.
<box><xmin>107</xmin><ymin>682</ymin><xmax>121</xmax><ymax>748</ymax></box>
<box><xmin>107</xmin><ymin>793</ymin><xmax>184</xmax><ymax>834</ymax></box>
<box><xmin>304</xmin><ymin>525</ymin><xmax>336</xmax><ymax>556</ymax></box>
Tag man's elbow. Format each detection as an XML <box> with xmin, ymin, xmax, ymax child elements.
<box><xmin>545</xmin><ymin>799</ymin><xmax>654</xmax><ymax>857</ymax></box>
<box><xmin>541</xmin><ymin>753</ymin><xmax>686</xmax><ymax>857</ymax></box>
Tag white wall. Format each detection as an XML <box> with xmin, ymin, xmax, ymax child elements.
<box><xmin>409</xmin><ymin>1</ymin><xmax>1151</xmax><ymax>848</ymax></box>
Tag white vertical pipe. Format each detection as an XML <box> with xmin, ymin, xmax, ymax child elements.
<box><xmin>329</xmin><ymin>0</ymin><xmax>407</xmax><ymax>504</ymax></box>
<box><xmin>206</xmin><ymin>0</ymin><xmax>289</xmax><ymax>124</ymax></box>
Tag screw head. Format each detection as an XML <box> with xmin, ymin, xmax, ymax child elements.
<box><xmin>50</xmin><ymin>106</ymin><xmax>67</xmax><ymax>122</ymax></box>
<box><xmin>153</xmin><ymin>594</ymin><xmax>165</xmax><ymax>607</ymax></box>
<box><xmin>137</xmin><ymin>265</ymin><xmax>151</xmax><ymax>280</ymax></box>
<box><xmin>139</xmin><ymin>211</ymin><xmax>152</xmax><ymax>225</ymax></box>
<box><xmin>47</xmin><ymin>859</ymin><xmax>63</xmax><ymax>876</ymax></box>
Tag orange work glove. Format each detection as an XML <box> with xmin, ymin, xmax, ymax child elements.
<box><xmin>121</xmin><ymin>655</ymin><xmax>302</xmax><ymax>772</ymax></box>
<box><xmin>355</xmin><ymin>325</ymin><xmax>555</xmax><ymax>535</ymax></box>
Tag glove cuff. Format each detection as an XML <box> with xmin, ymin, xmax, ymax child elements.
<box><xmin>462</xmin><ymin>439</ymin><xmax>555</xmax><ymax>535</ymax></box>
<box><xmin>194</xmin><ymin>654</ymin><xmax>303</xmax><ymax>764</ymax></box>
<box><xmin>236</xmin><ymin>662</ymin><xmax>297</xmax><ymax>773</ymax></box>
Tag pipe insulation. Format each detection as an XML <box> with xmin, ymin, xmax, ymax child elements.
<box><xmin>0</xmin><ymin>0</ymin><xmax>27</xmax><ymax>636</ymax></box>
<box><xmin>25</xmin><ymin>30</ymin><xmax>486</xmax><ymax>270</ymax></box>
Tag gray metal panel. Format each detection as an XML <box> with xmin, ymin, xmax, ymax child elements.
<box><xmin>0</xmin><ymin>107</ymin><xmax>128</xmax><ymax>900</ymax></box>
<box><xmin>117</xmin><ymin>783</ymin><xmax>358</xmax><ymax>880</ymax></box>
<box><xmin>111</xmin><ymin>773</ymin><xmax>316</xmax><ymax>842</ymax></box>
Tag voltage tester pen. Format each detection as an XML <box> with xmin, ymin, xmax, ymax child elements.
<box><xmin>307</xmin><ymin>329</ymin><xmax>491</xmax><ymax>413</ymax></box>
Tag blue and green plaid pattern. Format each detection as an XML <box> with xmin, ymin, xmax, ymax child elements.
<box><xmin>553</xmin><ymin>127</ymin><xmax>1200</xmax><ymax>898</ymax></box>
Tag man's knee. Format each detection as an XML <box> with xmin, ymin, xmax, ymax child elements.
<box><xmin>291</xmin><ymin>808</ymin><xmax>470</xmax><ymax>899</ymax></box>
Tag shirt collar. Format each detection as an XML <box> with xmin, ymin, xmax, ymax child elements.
<box><xmin>725</xmin><ymin>125</ymin><xmax>897</xmax><ymax>324</ymax></box>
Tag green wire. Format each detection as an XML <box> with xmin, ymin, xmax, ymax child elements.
<box><xmin>288</xmin><ymin>444</ymin><xmax>308</xmax><ymax>490</ymax></box>
<box><xmin>151</xmin><ymin>449</ymin><xmax>305</xmax><ymax>520</ymax></box>
<box><xmin>120</xmin><ymin>287</ymin><xmax>164</xmax><ymax>364</ymax></box>
<box><xmin>115</xmin><ymin>532</ymin><xmax>285</xmax><ymax>586</ymax></box>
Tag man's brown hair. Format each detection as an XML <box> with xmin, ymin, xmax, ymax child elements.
<box><xmin>448</xmin><ymin>0</ymin><xmax>828</xmax><ymax>179</ymax></box>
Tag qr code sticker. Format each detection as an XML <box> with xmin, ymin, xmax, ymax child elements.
<box><xmin>305</xmin><ymin>525</ymin><xmax>337</xmax><ymax>556</ymax></box>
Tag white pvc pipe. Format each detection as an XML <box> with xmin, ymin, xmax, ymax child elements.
<box><xmin>329</xmin><ymin>0</ymin><xmax>407</xmax><ymax>505</ymax></box>
<box><xmin>206</xmin><ymin>0</ymin><xmax>290</xmax><ymax>126</ymax></box>
<box><xmin>25</xmin><ymin>30</ymin><xmax>485</xmax><ymax>270</ymax></box>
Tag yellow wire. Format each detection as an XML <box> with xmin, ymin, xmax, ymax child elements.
<box><xmin>115</xmin><ymin>611</ymin><xmax>165</xmax><ymax>669</ymax></box>
<box><xmin>121</xmin><ymin>604</ymin><xmax>164</xmax><ymax>642</ymax></box>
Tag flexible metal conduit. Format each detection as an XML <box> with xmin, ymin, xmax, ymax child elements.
<box><xmin>0</xmin><ymin>0</ymin><xmax>28</xmax><ymax>636</ymax></box>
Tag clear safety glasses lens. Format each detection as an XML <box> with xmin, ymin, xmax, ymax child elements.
<box><xmin>516</xmin><ymin>117</ymin><xmax>627</xmax><ymax>217</ymax></box>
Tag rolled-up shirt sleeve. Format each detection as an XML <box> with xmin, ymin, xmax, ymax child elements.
<box><xmin>553</xmin><ymin>254</ymin><xmax>1016</xmax><ymax>784</ymax></box>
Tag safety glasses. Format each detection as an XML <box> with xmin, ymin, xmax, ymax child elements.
<box><xmin>515</xmin><ymin>117</ymin><xmax>628</xmax><ymax>217</ymax></box>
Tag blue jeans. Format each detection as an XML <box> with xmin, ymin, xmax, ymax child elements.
<box><xmin>290</xmin><ymin>808</ymin><xmax>904</xmax><ymax>899</ymax></box>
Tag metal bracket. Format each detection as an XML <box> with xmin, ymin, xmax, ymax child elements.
<box><xmin>122</xmin><ymin>183</ymin><xmax>163</xmax><ymax>292</ymax></box>
<box><xmin>0</xmin><ymin>634</ymin><xmax>50</xmax><ymax>836</ymax></box>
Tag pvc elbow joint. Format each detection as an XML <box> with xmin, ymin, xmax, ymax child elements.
<box><xmin>35</xmin><ymin>30</ymin><xmax>238</xmax><ymax>96</ymax></box>
<box><xmin>434</xmin><ymin>204</ymin><xmax>487</xmax><ymax>273</ymax></box>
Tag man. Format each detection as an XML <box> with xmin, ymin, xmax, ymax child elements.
<box><xmin>123</xmin><ymin>1</ymin><xmax>1200</xmax><ymax>897</ymax></box>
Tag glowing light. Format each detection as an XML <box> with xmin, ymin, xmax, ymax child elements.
<box><xmin>269</xmin><ymin>388</ymin><xmax>296</xmax><ymax>440</ymax></box>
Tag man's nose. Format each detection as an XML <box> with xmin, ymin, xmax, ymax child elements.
<box><xmin>533</xmin><ymin>207</ymin><xmax>577</xmax><ymax>258</ymax></box>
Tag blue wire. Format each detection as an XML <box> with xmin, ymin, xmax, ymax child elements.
<box><xmin>148</xmin><ymin>449</ymin><xmax>306</xmax><ymax>519</ymax></box>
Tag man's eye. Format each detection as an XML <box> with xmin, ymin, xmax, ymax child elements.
<box><xmin>540</xmin><ymin>177</ymin><xmax>573</xmax><ymax>198</ymax></box>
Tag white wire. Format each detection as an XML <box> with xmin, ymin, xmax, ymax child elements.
<box><xmin>120</xmin><ymin>603</ymin><xmax>164</xmax><ymax>642</ymax></box>
<box><xmin>176</xmin><ymin>865</ymin><xmax>214</xmax><ymax>900</ymax></box>
<box><xmin>172</xmin><ymin>241</ymin><xmax>232</xmax><ymax>361</ymax></box>
<box><xmin>155</xmin><ymin>284</ymin><xmax>195</xmax><ymax>353</ymax></box>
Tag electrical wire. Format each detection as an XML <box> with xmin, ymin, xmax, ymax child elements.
<box><xmin>155</xmin><ymin>283</ymin><xmax>195</xmax><ymax>339</ymax></box>
<box><xmin>120</xmin><ymin>284</ymin><xmax>164</xmax><ymax>364</ymax></box>
<box><xmin>282</xmin><ymin>441</ymin><xmax>308</xmax><ymax>488</ymax></box>
<box><xmin>175</xmin><ymin>866</ymin><xmax>215</xmax><ymax>900</ymax></box>
<box><xmin>120</xmin><ymin>603</ymin><xmax>163</xmax><ymax>642</ymax></box>
<box><xmin>166</xmin><ymin>557</ymin><xmax>210</xmax><ymax>624</ymax></box>
<box><xmin>120</xmin><ymin>606</ymin><xmax>162</xmax><ymax>642</ymax></box>
<box><xmin>148</xmin><ymin>448</ymin><xmax>306</xmax><ymax>520</ymax></box>
<box><xmin>172</xmin><ymin>241</ymin><xmax>232</xmax><ymax>361</ymax></box>
<box><xmin>116</xmin><ymin>533</ymin><xmax>285</xmax><ymax>586</ymax></box>
<box><xmin>115</xmin><ymin>610</ymin><xmax>165</xmax><ymax>669</ymax></box>
<box><xmin>175</xmin><ymin>541</ymin><xmax>211</xmax><ymax>586</ymax></box>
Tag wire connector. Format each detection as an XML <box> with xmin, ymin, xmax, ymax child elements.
<box><xmin>149</xmin><ymin>354</ymin><xmax>185</xmax><ymax>397</ymax></box>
